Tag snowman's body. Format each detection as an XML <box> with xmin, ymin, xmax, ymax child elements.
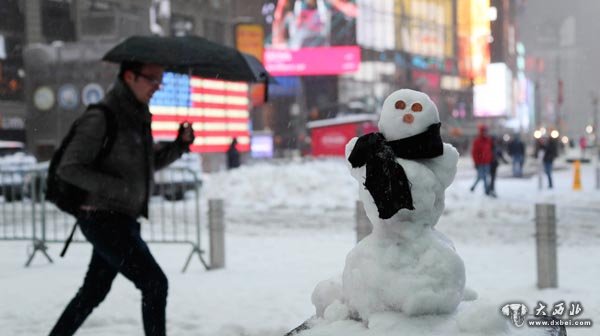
<box><xmin>313</xmin><ymin>89</ymin><xmax>466</xmax><ymax>321</ymax></box>
<box><xmin>343</xmin><ymin>143</ymin><xmax>464</xmax><ymax>319</ymax></box>
<box><xmin>345</xmin><ymin>142</ymin><xmax>458</xmax><ymax>238</ymax></box>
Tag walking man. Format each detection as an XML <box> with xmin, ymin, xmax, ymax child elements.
<box><xmin>48</xmin><ymin>61</ymin><xmax>194</xmax><ymax>336</ymax></box>
<box><xmin>536</xmin><ymin>135</ymin><xmax>559</xmax><ymax>189</ymax></box>
<box><xmin>508</xmin><ymin>134</ymin><xmax>526</xmax><ymax>177</ymax></box>
<box><xmin>470</xmin><ymin>124</ymin><xmax>494</xmax><ymax>195</ymax></box>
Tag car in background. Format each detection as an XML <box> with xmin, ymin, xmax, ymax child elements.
<box><xmin>1</xmin><ymin>144</ymin><xmax>202</xmax><ymax>202</ymax></box>
<box><xmin>0</xmin><ymin>140</ymin><xmax>26</xmax><ymax>157</ymax></box>
<box><xmin>0</xmin><ymin>150</ymin><xmax>38</xmax><ymax>202</ymax></box>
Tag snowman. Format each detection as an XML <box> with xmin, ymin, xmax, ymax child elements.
<box><xmin>312</xmin><ymin>89</ymin><xmax>467</xmax><ymax>322</ymax></box>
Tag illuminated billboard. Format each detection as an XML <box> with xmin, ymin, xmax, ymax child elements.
<box><xmin>394</xmin><ymin>0</ymin><xmax>454</xmax><ymax>58</ymax></box>
<box><xmin>235</xmin><ymin>23</ymin><xmax>265</xmax><ymax>62</ymax></box>
<box><xmin>150</xmin><ymin>72</ymin><xmax>250</xmax><ymax>153</ymax></box>
<box><xmin>357</xmin><ymin>0</ymin><xmax>395</xmax><ymax>51</ymax></box>
<box><xmin>457</xmin><ymin>0</ymin><xmax>491</xmax><ymax>84</ymax></box>
<box><xmin>264</xmin><ymin>46</ymin><xmax>360</xmax><ymax>76</ymax></box>
<box><xmin>261</xmin><ymin>0</ymin><xmax>361</xmax><ymax>76</ymax></box>
<box><xmin>473</xmin><ymin>63</ymin><xmax>512</xmax><ymax>117</ymax></box>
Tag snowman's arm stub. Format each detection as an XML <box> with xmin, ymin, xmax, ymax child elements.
<box><xmin>345</xmin><ymin>137</ymin><xmax>359</xmax><ymax>160</ymax></box>
<box><xmin>345</xmin><ymin>137</ymin><xmax>365</xmax><ymax>181</ymax></box>
<box><xmin>421</xmin><ymin>143</ymin><xmax>459</xmax><ymax>189</ymax></box>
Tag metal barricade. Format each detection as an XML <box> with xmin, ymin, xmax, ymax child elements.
<box><xmin>0</xmin><ymin>166</ymin><xmax>208</xmax><ymax>272</ymax></box>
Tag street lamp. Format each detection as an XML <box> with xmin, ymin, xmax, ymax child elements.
<box><xmin>585</xmin><ymin>125</ymin><xmax>593</xmax><ymax>134</ymax></box>
<box><xmin>591</xmin><ymin>92</ymin><xmax>599</xmax><ymax>156</ymax></box>
<box><xmin>591</xmin><ymin>91</ymin><xmax>600</xmax><ymax>189</ymax></box>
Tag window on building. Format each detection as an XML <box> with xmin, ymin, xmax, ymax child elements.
<box><xmin>203</xmin><ymin>19</ymin><xmax>225</xmax><ymax>43</ymax></box>
<box><xmin>0</xmin><ymin>0</ymin><xmax>24</xmax><ymax>32</ymax></box>
<box><xmin>0</xmin><ymin>35</ymin><xmax>24</xmax><ymax>101</ymax></box>
<box><xmin>42</xmin><ymin>0</ymin><xmax>76</xmax><ymax>42</ymax></box>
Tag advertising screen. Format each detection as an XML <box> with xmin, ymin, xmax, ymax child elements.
<box><xmin>357</xmin><ymin>0</ymin><xmax>395</xmax><ymax>51</ymax></box>
<box><xmin>473</xmin><ymin>63</ymin><xmax>512</xmax><ymax>117</ymax></box>
<box><xmin>150</xmin><ymin>72</ymin><xmax>251</xmax><ymax>153</ymax></box>
<box><xmin>457</xmin><ymin>0</ymin><xmax>491</xmax><ymax>84</ymax></box>
<box><xmin>261</xmin><ymin>0</ymin><xmax>361</xmax><ymax>76</ymax></box>
<box><xmin>395</xmin><ymin>0</ymin><xmax>454</xmax><ymax>58</ymax></box>
<box><xmin>251</xmin><ymin>133</ymin><xmax>275</xmax><ymax>158</ymax></box>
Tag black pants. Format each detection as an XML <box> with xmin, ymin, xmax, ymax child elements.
<box><xmin>49</xmin><ymin>211</ymin><xmax>168</xmax><ymax>336</ymax></box>
<box><xmin>490</xmin><ymin>162</ymin><xmax>498</xmax><ymax>191</ymax></box>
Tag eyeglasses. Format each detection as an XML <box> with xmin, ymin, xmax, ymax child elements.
<box><xmin>133</xmin><ymin>72</ymin><xmax>163</xmax><ymax>87</ymax></box>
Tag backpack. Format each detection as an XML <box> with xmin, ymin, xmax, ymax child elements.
<box><xmin>45</xmin><ymin>104</ymin><xmax>117</xmax><ymax>256</ymax></box>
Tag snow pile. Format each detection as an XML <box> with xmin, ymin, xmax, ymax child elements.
<box><xmin>297</xmin><ymin>300</ymin><xmax>549</xmax><ymax>336</ymax></box>
<box><xmin>203</xmin><ymin>158</ymin><xmax>357</xmax><ymax>213</ymax></box>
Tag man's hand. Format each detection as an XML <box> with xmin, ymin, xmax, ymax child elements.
<box><xmin>176</xmin><ymin>122</ymin><xmax>195</xmax><ymax>150</ymax></box>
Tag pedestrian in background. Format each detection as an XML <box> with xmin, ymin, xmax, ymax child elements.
<box><xmin>535</xmin><ymin>135</ymin><xmax>559</xmax><ymax>189</ymax></box>
<box><xmin>470</xmin><ymin>124</ymin><xmax>494</xmax><ymax>195</ymax></box>
<box><xmin>226</xmin><ymin>137</ymin><xmax>241</xmax><ymax>170</ymax></box>
<box><xmin>579</xmin><ymin>136</ymin><xmax>587</xmax><ymax>158</ymax></box>
<box><xmin>489</xmin><ymin>136</ymin><xmax>509</xmax><ymax>197</ymax></box>
<box><xmin>507</xmin><ymin>134</ymin><xmax>526</xmax><ymax>177</ymax></box>
<box><xmin>48</xmin><ymin>61</ymin><xmax>195</xmax><ymax>336</ymax></box>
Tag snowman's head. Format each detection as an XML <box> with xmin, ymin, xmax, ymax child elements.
<box><xmin>378</xmin><ymin>89</ymin><xmax>440</xmax><ymax>141</ymax></box>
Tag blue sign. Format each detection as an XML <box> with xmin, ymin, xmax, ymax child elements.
<box><xmin>269</xmin><ymin>76</ymin><xmax>300</xmax><ymax>97</ymax></box>
<box><xmin>58</xmin><ymin>84</ymin><xmax>79</xmax><ymax>110</ymax></box>
<box><xmin>82</xmin><ymin>83</ymin><xmax>105</xmax><ymax>106</ymax></box>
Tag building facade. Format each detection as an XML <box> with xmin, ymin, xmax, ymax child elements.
<box><xmin>15</xmin><ymin>0</ymin><xmax>234</xmax><ymax>160</ymax></box>
<box><xmin>4</xmin><ymin>0</ymin><xmax>534</xmax><ymax>159</ymax></box>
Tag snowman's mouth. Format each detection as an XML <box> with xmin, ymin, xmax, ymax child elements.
<box><xmin>403</xmin><ymin>114</ymin><xmax>414</xmax><ymax>124</ymax></box>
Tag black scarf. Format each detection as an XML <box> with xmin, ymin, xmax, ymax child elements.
<box><xmin>348</xmin><ymin>123</ymin><xmax>444</xmax><ymax>219</ymax></box>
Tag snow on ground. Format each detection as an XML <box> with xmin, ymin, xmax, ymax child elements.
<box><xmin>1</xmin><ymin>156</ymin><xmax>599</xmax><ymax>335</ymax></box>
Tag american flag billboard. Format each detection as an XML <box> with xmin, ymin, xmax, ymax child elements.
<box><xmin>149</xmin><ymin>72</ymin><xmax>250</xmax><ymax>153</ymax></box>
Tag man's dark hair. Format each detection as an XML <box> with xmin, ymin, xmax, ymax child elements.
<box><xmin>118</xmin><ymin>61</ymin><xmax>144</xmax><ymax>80</ymax></box>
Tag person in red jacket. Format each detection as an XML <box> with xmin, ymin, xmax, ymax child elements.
<box><xmin>470</xmin><ymin>124</ymin><xmax>494</xmax><ymax>195</ymax></box>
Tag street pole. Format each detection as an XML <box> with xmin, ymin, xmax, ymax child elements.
<box><xmin>535</xmin><ymin>203</ymin><xmax>558</xmax><ymax>289</ymax></box>
<box><xmin>593</xmin><ymin>95</ymin><xmax>599</xmax><ymax>152</ymax></box>
<box><xmin>556</xmin><ymin>54</ymin><xmax>562</xmax><ymax>136</ymax></box>
<box><xmin>54</xmin><ymin>43</ymin><xmax>63</xmax><ymax>148</ymax></box>
<box><xmin>593</xmin><ymin>94</ymin><xmax>600</xmax><ymax>189</ymax></box>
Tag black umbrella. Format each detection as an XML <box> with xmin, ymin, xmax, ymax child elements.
<box><xmin>102</xmin><ymin>35</ymin><xmax>270</xmax><ymax>83</ymax></box>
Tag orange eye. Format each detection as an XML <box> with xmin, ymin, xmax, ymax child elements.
<box><xmin>395</xmin><ymin>100</ymin><xmax>406</xmax><ymax>109</ymax></box>
<box><xmin>411</xmin><ymin>103</ymin><xmax>423</xmax><ymax>112</ymax></box>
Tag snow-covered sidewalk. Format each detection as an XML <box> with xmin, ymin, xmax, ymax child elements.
<box><xmin>2</xmin><ymin>233</ymin><xmax>598</xmax><ymax>336</ymax></box>
<box><xmin>1</xmin><ymin>157</ymin><xmax>598</xmax><ymax>335</ymax></box>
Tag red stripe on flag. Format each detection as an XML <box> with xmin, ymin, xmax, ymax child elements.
<box><xmin>190</xmin><ymin>144</ymin><xmax>250</xmax><ymax>153</ymax></box>
<box><xmin>152</xmin><ymin>130</ymin><xmax>178</xmax><ymax>137</ymax></box>
<box><xmin>152</xmin><ymin>130</ymin><xmax>250</xmax><ymax>138</ymax></box>
<box><xmin>190</xmin><ymin>87</ymin><xmax>248</xmax><ymax>97</ymax></box>
<box><xmin>191</xmin><ymin>102</ymin><xmax>248</xmax><ymax>110</ymax></box>
<box><xmin>152</xmin><ymin>115</ymin><xmax>249</xmax><ymax>124</ymax></box>
<box><xmin>195</xmin><ymin>131</ymin><xmax>250</xmax><ymax>138</ymax></box>
<box><xmin>152</xmin><ymin>115</ymin><xmax>187</xmax><ymax>122</ymax></box>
